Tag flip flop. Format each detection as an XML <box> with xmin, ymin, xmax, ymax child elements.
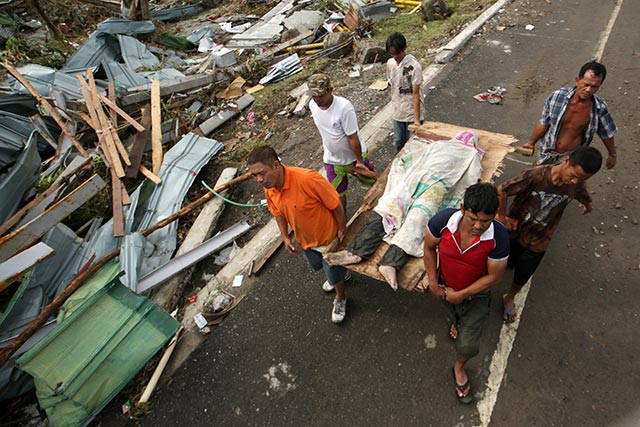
<box><xmin>473</xmin><ymin>92</ymin><xmax>489</xmax><ymax>102</ymax></box>
<box><xmin>452</xmin><ymin>368</ymin><xmax>473</xmax><ymax>404</ymax></box>
<box><xmin>503</xmin><ymin>294</ymin><xmax>517</xmax><ymax>323</ymax></box>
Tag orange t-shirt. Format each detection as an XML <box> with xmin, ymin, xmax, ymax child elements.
<box><xmin>264</xmin><ymin>166</ymin><xmax>340</xmax><ymax>249</ymax></box>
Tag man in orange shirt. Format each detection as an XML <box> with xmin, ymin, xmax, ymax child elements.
<box><xmin>247</xmin><ymin>146</ymin><xmax>349</xmax><ymax>323</ymax></box>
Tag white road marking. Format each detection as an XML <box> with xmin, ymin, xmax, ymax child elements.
<box><xmin>475</xmin><ymin>280</ymin><xmax>532</xmax><ymax>427</ymax></box>
<box><xmin>594</xmin><ymin>0</ymin><xmax>624</xmax><ymax>60</ymax></box>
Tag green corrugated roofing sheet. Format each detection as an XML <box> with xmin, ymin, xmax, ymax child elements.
<box><xmin>17</xmin><ymin>263</ymin><xmax>179</xmax><ymax>427</ymax></box>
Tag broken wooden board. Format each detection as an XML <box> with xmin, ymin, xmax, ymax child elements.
<box><xmin>151</xmin><ymin>80</ymin><xmax>163</xmax><ymax>175</ymax></box>
<box><xmin>0</xmin><ymin>174</ymin><xmax>106</xmax><ymax>263</ymax></box>
<box><xmin>125</xmin><ymin>105</ymin><xmax>151</xmax><ymax>178</ymax></box>
<box><xmin>336</xmin><ymin>122</ymin><xmax>516</xmax><ymax>292</ymax></box>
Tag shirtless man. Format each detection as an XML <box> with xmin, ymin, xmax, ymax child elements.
<box><xmin>520</xmin><ymin>61</ymin><xmax>618</xmax><ymax>169</ymax></box>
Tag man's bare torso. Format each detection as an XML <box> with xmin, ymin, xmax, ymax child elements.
<box><xmin>555</xmin><ymin>94</ymin><xmax>591</xmax><ymax>153</ymax></box>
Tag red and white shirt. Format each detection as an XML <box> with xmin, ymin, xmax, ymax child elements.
<box><xmin>427</xmin><ymin>208</ymin><xmax>509</xmax><ymax>291</ymax></box>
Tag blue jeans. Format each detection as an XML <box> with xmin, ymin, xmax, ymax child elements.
<box><xmin>393</xmin><ymin>120</ymin><xmax>415</xmax><ymax>152</ymax></box>
<box><xmin>303</xmin><ymin>248</ymin><xmax>347</xmax><ymax>286</ymax></box>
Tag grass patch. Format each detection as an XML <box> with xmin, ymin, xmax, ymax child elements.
<box><xmin>372</xmin><ymin>0</ymin><xmax>497</xmax><ymax>63</ymax></box>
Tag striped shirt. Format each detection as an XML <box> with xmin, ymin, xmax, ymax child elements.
<box><xmin>538</xmin><ymin>87</ymin><xmax>617</xmax><ymax>164</ymax></box>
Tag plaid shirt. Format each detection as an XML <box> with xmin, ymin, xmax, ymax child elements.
<box><xmin>538</xmin><ymin>87</ymin><xmax>617</xmax><ymax>163</ymax></box>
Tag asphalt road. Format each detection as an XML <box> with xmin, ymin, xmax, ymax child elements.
<box><xmin>96</xmin><ymin>0</ymin><xmax>640</xmax><ymax>425</ymax></box>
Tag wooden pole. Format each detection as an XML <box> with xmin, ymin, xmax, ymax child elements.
<box><xmin>0</xmin><ymin>172</ymin><xmax>253</xmax><ymax>368</ymax></box>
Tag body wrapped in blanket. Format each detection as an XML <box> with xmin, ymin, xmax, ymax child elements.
<box><xmin>324</xmin><ymin>130</ymin><xmax>484</xmax><ymax>289</ymax></box>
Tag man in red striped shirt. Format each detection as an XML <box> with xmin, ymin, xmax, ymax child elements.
<box><xmin>423</xmin><ymin>183</ymin><xmax>509</xmax><ymax>403</ymax></box>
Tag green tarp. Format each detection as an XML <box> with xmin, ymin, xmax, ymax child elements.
<box><xmin>17</xmin><ymin>263</ymin><xmax>179</xmax><ymax>427</ymax></box>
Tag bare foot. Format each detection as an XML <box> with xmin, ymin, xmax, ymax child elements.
<box><xmin>449</xmin><ymin>323</ymin><xmax>458</xmax><ymax>340</ymax></box>
<box><xmin>503</xmin><ymin>294</ymin><xmax>517</xmax><ymax>323</ymax></box>
<box><xmin>323</xmin><ymin>250</ymin><xmax>362</xmax><ymax>266</ymax></box>
<box><xmin>378</xmin><ymin>265</ymin><xmax>398</xmax><ymax>290</ymax></box>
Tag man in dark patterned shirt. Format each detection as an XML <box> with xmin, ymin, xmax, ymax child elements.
<box><xmin>496</xmin><ymin>146</ymin><xmax>603</xmax><ymax>323</ymax></box>
<box><xmin>520</xmin><ymin>61</ymin><xmax>618</xmax><ymax>169</ymax></box>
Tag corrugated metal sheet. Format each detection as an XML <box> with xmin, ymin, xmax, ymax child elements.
<box><xmin>118</xmin><ymin>34</ymin><xmax>160</xmax><ymax>72</ymax></box>
<box><xmin>0</xmin><ymin>131</ymin><xmax>40</xmax><ymax>224</ymax></box>
<box><xmin>100</xmin><ymin>60</ymin><xmax>149</xmax><ymax>89</ymax></box>
<box><xmin>119</xmin><ymin>132</ymin><xmax>224</xmax><ymax>289</ymax></box>
<box><xmin>8</xmin><ymin>65</ymin><xmax>85</xmax><ymax>100</ymax></box>
<box><xmin>96</xmin><ymin>17</ymin><xmax>155</xmax><ymax>35</ymax></box>
<box><xmin>63</xmin><ymin>32</ymin><xmax>120</xmax><ymax>71</ymax></box>
<box><xmin>18</xmin><ymin>264</ymin><xmax>179</xmax><ymax>427</ymax></box>
<box><xmin>259</xmin><ymin>53</ymin><xmax>303</xmax><ymax>84</ymax></box>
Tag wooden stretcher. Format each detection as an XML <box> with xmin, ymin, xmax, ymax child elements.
<box><xmin>329</xmin><ymin>121</ymin><xmax>516</xmax><ymax>292</ymax></box>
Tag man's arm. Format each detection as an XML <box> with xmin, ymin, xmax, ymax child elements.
<box><xmin>521</xmin><ymin>121</ymin><xmax>550</xmax><ymax>155</ymax></box>
<box><xmin>602</xmin><ymin>136</ymin><xmax>617</xmax><ymax>169</ymax></box>
<box><xmin>412</xmin><ymin>84</ymin><xmax>422</xmax><ymax>126</ymax></box>
<box><xmin>346</xmin><ymin>132</ymin><xmax>365</xmax><ymax>168</ymax></box>
<box><xmin>331</xmin><ymin>202</ymin><xmax>347</xmax><ymax>241</ymax></box>
<box><xmin>423</xmin><ymin>229</ymin><xmax>446</xmax><ymax>300</ymax></box>
<box><xmin>275</xmin><ymin>216</ymin><xmax>297</xmax><ymax>254</ymax></box>
<box><xmin>496</xmin><ymin>184</ymin><xmax>518</xmax><ymax>231</ymax></box>
<box><xmin>445</xmin><ymin>259</ymin><xmax>508</xmax><ymax>304</ymax></box>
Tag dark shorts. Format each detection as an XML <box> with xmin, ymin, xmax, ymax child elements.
<box><xmin>325</xmin><ymin>156</ymin><xmax>376</xmax><ymax>196</ymax></box>
<box><xmin>444</xmin><ymin>290</ymin><xmax>491</xmax><ymax>359</ymax></box>
<box><xmin>508</xmin><ymin>239</ymin><xmax>546</xmax><ymax>286</ymax></box>
<box><xmin>303</xmin><ymin>248</ymin><xmax>347</xmax><ymax>286</ymax></box>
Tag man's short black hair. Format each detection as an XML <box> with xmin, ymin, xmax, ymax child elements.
<box><xmin>463</xmin><ymin>183</ymin><xmax>499</xmax><ymax>215</ymax></box>
<box><xmin>247</xmin><ymin>145</ymin><xmax>279</xmax><ymax>165</ymax></box>
<box><xmin>386</xmin><ymin>32</ymin><xmax>407</xmax><ymax>53</ymax></box>
<box><xmin>568</xmin><ymin>146</ymin><xmax>603</xmax><ymax>174</ymax></box>
<box><xmin>579</xmin><ymin>60</ymin><xmax>607</xmax><ymax>83</ymax></box>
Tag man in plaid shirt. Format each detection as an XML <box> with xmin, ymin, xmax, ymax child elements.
<box><xmin>520</xmin><ymin>61</ymin><xmax>618</xmax><ymax>169</ymax></box>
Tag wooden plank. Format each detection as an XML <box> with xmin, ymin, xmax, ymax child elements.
<box><xmin>334</xmin><ymin>122</ymin><xmax>517</xmax><ymax>292</ymax></box>
<box><xmin>150</xmin><ymin>80</ymin><xmax>163</xmax><ymax>175</ymax></box>
<box><xmin>139</xmin><ymin>164</ymin><xmax>162</xmax><ymax>185</ymax></box>
<box><xmin>86</xmin><ymin>69</ymin><xmax>131</xmax><ymax>168</ymax></box>
<box><xmin>125</xmin><ymin>105</ymin><xmax>151</xmax><ymax>178</ymax></box>
<box><xmin>111</xmin><ymin>171</ymin><xmax>124</xmax><ymax>237</ymax></box>
<box><xmin>0</xmin><ymin>243</ymin><xmax>55</xmax><ymax>292</ymax></box>
<box><xmin>0</xmin><ymin>174</ymin><xmax>107</xmax><ymax>263</ymax></box>
<box><xmin>77</xmin><ymin>74</ymin><xmax>125</xmax><ymax>177</ymax></box>
<box><xmin>2</xmin><ymin>61</ymin><xmax>88</xmax><ymax>158</ymax></box>
<box><xmin>121</xmin><ymin>181</ymin><xmax>131</xmax><ymax>205</ymax></box>
<box><xmin>107</xmin><ymin>81</ymin><xmax>117</xmax><ymax>127</ymax></box>
<box><xmin>99</xmin><ymin>93</ymin><xmax>145</xmax><ymax>132</ymax></box>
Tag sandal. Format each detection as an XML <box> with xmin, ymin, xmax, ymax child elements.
<box><xmin>452</xmin><ymin>368</ymin><xmax>473</xmax><ymax>404</ymax></box>
<box><xmin>503</xmin><ymin>294</ymin><xmax>517</xmax><ymax>323</ymax></box>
